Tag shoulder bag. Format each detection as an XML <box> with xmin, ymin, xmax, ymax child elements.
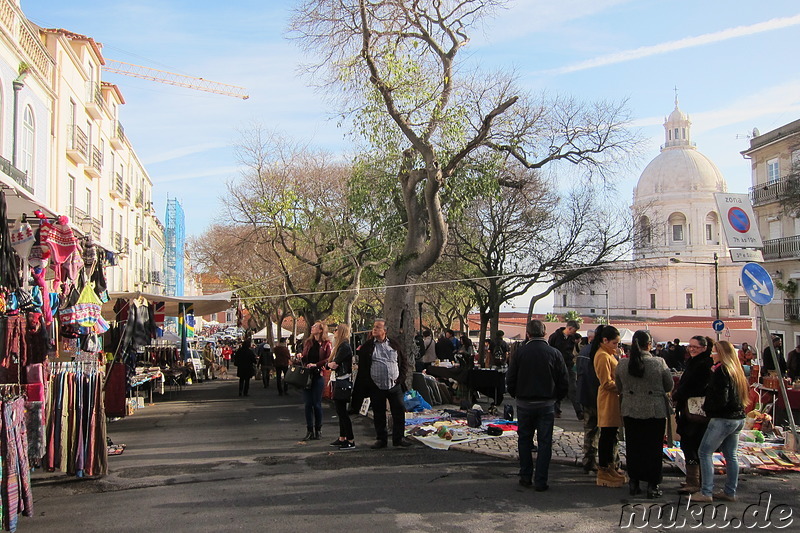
<box><xmin>685</xmin><ymin>396</ymin><xmax>708</xmax><ymax>424</ymax></box>
<box><xmin>332</xmin><ymin>373</ymin><xmax>353</xmax><ymax>401</ymax></box>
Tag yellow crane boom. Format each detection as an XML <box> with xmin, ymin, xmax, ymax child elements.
<box><xmin>103</xmin><ymin>59</ymin><xmax>249</xmax><ymax>100</ymax></box>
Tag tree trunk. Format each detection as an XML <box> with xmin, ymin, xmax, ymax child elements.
<box><xmin>384</xmin><ymin>266</ymin><xmax>418</xmax><ymax>376</ymax></box>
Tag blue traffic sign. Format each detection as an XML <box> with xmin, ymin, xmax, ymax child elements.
<box><xmin>728</xmin><ymin>207</ymin><xmax>751</xmax><ymax>233</ymax></box>
<box><xmin>712</xmin><ymin>320</ymin><xmax>725</xmax><ymax>332</ymax></box>
<box><xmin>741</xmin><ymin>263</ymin><xmax>774</xmax><ymax>306</ymax></box>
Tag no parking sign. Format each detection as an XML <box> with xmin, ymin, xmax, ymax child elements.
<box><xmin>714</xmin><ymin>193</ymin><xmax>763</xmax><ymax>248</ymax></box>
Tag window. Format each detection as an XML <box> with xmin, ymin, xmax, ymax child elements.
<box><xmin>767</xmin><ymin>158</ymin><xmax>780</xmax><ymax>184</ymax></box>
<box><xmin>631</xmin><ymin>310</ymin><xmax>637</xmax><ymax>315</ymax></box>
<box><xmin>672</xmin><ymin>224</ymin><xmax>684</xmax><ymax>242</ymax></box>
<box><xmin>562</xmin><ymin>294</ymin><xmax>567</xmax><ymax>307</ymax></box>
<box><xmin>590</xmin><ymin>308</ymin><xmax>595</xmax><ymax>314</ymax></box>
<box><xmin>99</xmin><ymin>199</ymin><xmax>104</xmax><ymax>225</ymax></box>
<box><xmin>738</xmin><ymin>296</ymin><xmax>750</xmax><ymax>316</ymax></box>
<box><xmin>590</xmin><ymin>290</ymin><xmax>595</xmax><ymax>296</ymax></box>
<box><xmin>668</xmin><ymin>212</ymin><xmax>687</xmax><ymax>243</ymax></box>
<box><xmin>650</xmin><ymin>294</ymin><xmax>657</xmax><ymax>309</ymax></box>
<box><xmin>686</xmin><ymin>293</ymin><xmax>694</xmax><ymax>309</ymax></box>
<box><xmin>68</xmin><ymin>175</ymin><xmax>75</xmax><ymax>217</ymax></box>
<box><xmin>21</xmin><ymin>106</ymin><xmax>34</xmax><ymax>176</ymax></box>
<box><xmin>85</xmin><ymin>188</ymin><xmax>92</xmax><ymax>218</ymax></box>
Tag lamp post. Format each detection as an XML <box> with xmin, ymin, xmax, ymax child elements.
<box><xmin>670</xmin><ymin>253</ymin><xmax>720</xmax><ymax>339</ymax></box>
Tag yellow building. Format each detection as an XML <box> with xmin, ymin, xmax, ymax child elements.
<box><xmin>743</xmin><ymin>119</ymin><xmax>800</xmax><ymax>350</ymax></box>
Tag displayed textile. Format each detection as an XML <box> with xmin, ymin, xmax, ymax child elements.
<box><xmin>44</xmin><ymin>363</ymin><xmax>107</xmax><ymax>477</ymax></box>
<box><xmin>1</xmin><ymin>396</ymin><xmax>33</xmax><ymax>532</ymax></box>
<box><xmin>0</xmin><ymin>192</ymin><xmax>20</xmax><ymax>291</ymax></box>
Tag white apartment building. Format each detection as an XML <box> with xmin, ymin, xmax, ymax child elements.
<box><xmin>0</xmin><ymin>0</ymin><xmax>54</xmax><ymax>218</ymax></box>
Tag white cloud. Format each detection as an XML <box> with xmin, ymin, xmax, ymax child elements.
<box><xmin>475</xmin><ymin>0</ymin><xmax>633</xmax><ymax>45</ymax></box>
<box><xmin>154</xmin><ymin>165</ymin><xmax>242</xmax><ymax>184</ymax></box>
<box><xmin>143</xmin><ymin>142</ymin><xmax>229</xmax><ymax>165</ymax></box>
<box><xmin>540</xmin><ymin>13</ymin><xmax>800</xmax><ymax>75</ymax></box>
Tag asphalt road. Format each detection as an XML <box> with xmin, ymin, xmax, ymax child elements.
<box><xmin>25</xmin><ymin>376</ymin><xmax>800</xmax><ymax>532</ymax></box>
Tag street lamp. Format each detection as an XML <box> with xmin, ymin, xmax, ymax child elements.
<box><xmin>670</xmin><ymin>253</ymin><xmax>720</xmax><ymax>339</ymax></box>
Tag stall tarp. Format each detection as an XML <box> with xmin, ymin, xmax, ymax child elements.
<box><xmin>102</xmin><ymin>291</ymin><xmax>234</xmax><ymax>319</ymax></box>
<box><xmin>252</xmin><ymin>325</ymin><xmax>293</xmax><ymax>340</ymax></box>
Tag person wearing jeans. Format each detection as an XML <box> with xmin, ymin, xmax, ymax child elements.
<box><xmin>506</xmin><ymin>319</ymin><xmax>568</xmax><ymax>491</ymax></box>
<box><xmin>298</xmin><ymin>322</ymin><xmax>331</xmax><ymax>441</ymax></box>
<box><xmin>694</xmin><ymin>341</ymin><xmax>748</xmax><ymax>503</ymax></box>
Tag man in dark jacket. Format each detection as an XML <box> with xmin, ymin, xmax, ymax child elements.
<box><xmin>355</xmin><ymin>319</ymin><xmax>413</xmax><ymax>449</ymax></box>
<box><xmin>548</xmin><ymin>320</ymin><xmax>582</xmax><ymax>419</ymax></box>
<box><xmin>507</xmin><ymin>320</ymin><xmax>569</xmax><ymax>491</ymax></box>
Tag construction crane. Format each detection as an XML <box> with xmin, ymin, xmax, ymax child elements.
<box><xmin>103</xmin><ymin>59</ymin><xmax>249</xmax><ymax>100</ymax></box>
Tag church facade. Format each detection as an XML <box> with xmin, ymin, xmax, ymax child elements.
<box><xmin>553</xmin><ymin>102</ymin><xmax>749</xmax><ymax>323</ymax></box>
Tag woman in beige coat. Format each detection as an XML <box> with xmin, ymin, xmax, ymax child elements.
<box><xmin>592</xmin><ymin>325</ymin><xmax>624</xmax><ymax>487</ymax></box>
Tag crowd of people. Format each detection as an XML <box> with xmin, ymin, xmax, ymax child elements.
<box><xmin>212</xmin><ymin>318</ymin><xmax>778</xmax><ymax>503</ymax></box>
<box><xmin>507</xmin><ymin>320</ymin><xmax>752</xmax><ymax>502</ymax></box>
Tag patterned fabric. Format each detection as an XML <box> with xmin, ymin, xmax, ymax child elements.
<box><xmin>39</xmin><ymin>216</ymin><xmax>79</xmax><ymax>265</ymax></box>
<box><xmin>3</xmin><ymin>398</ymin><xmax>33</xmax><ymax>532</ymax></box>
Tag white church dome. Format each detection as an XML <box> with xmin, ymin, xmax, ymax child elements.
<box><xmin>635</xmin><ymin>148</ymin><xmax>726</xmax><ymax>200</ymax></box>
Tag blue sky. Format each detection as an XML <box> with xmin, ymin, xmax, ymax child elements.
<box><xmin>24</xmin><ymin>0</ymin><xmax>800</xmax><ymax>310</ymax></box>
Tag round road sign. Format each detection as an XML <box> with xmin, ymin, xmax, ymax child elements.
<box><xmin>741</xmin><ymin>263</ymin><xmax>775</xmax><ymax>306</ymax></box>
<box><xmin>712</xmin><ymin>319</ymin><xmax>725</xmax><ymax>332</ymax></box>
<box><xmin>728</xmin><ymin>207</ymin><xmax>751</xmax><ymax>233</ymax></box>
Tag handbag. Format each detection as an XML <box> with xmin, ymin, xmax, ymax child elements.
<box><xmin>285</xmin><ymin>365</ymin><xmax>312</xmax><ymax>389</ymax></box>
<box><xmin>332</xmin><ymin>377</ymin><xmax>353</xmax><ymax>401</ymax></box>
<box><xmin>466</xmin><ymin>408</ymin><xmax>482</xmax><ymax>428</ymax></box>
<box><xmin>685</xmin><ymin>396</ymin><xmax>709</xmax><ymax>423</ymax></box>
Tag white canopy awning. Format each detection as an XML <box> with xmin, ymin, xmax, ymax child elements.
<box><xmin>252</xmin><ymin>325</ymin><xmax>293</xmax><ymax>340</ymax></box>
<box><xmin>102</xmin><ymin>291</ymin><xmax>234</xmax><ymax>319</ymax></box>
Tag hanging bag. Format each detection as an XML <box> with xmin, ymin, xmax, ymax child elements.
<box><xmin>59</xmin><ymin>282</ymin><xmax>102</xmax><ymax>327</ymax></box>
<box><xmin>685</xmin><ymin>396</ymin><xmax>709</xmax><ymax>424</ymax></box>
<box><xmin>332</xmin><ymin>374</ymin><xmax>353</xmax><ymax>401</ymax></box>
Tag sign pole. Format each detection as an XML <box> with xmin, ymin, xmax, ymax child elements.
<box><xmin>757</xmin><ymin>305</ymin><xmax>799</xmax><ymax>446</ymax></box>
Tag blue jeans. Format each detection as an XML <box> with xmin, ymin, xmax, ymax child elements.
<box><xmin>699</xmin><ymin>417</ymin><xmax>744</xmax><ymax>497</ymax></box>
<box><xmin>302</xmin><ymin>375</ymin><xmax>325</xmax><ymax>431</ymax></box>
<box><xmin>516</xmin><ymin>401</ymin><xmax>555</xmax><ymax>488</ymax></box>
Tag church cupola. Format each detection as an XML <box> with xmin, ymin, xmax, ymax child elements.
<box><xmin>663</xmin><ymin>94</ymin><xmax>693</xmax><ymax>150</ymax></box>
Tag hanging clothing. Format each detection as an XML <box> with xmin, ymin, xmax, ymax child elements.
<box><xmin>2</xmin><ymin>397</ymin><xmax>34</xmax><ymax>532</ymax></box>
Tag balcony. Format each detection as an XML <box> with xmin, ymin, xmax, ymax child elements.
<box><xmin>135</xmin><ymin>191</ymin><xmax>144</xmax><ymax>208</ymax></box>
<box><xmin>749</xmin><ymin>177</ymin><xmax>795</xmax><ymax>207</ymax></box>
<box><xmin>113</xmin><ymin>232</ymin><xmax>122</xmax><ymax>251</ymax></box>
<box><xmin>85</xmin><ymin>146</ymin><xmax>103</xmax><ymax>179</ymax></box>
<box><xmin>0</xmin><ymin>155</ymin><xmax>32</xmax><ymax>193</ymax></box>
<box><xmin>123</xmin><ymin>237</ymin><xmax>130</xmax><ymax>255</ymax></box>
<box><xmin>150</xmin><ymin>270</ymin><xmax>163</xmax><ymax>284</ymax></box>
<box><xmin>110</xmin><ymin>172</ymin><xmax>124</xmax><ymax>199</ymax></box>
<box><xmin>66</xmin><ymin>125</ymin><xmax>89</xmax><ymax>164</ymax></box>
<box><xmin>70</xmin><ymin>206</ymin><xmax>87</xmax><ymax>224</ymax></box>
<box><xmin>785</xmin><ymin>299</ymin><xmax>800</xmax><ymax>321</ymax></box>
<box><xmin>85</xmin><ymin>82</ymin><xmax>108</xmax><ymax>120</ymax></box>
<box><xmin>134</xmin><ymin>225</ymin><xmax>144</xmax><ymax>244</ymax></box>
<box><xmin>110</xmin><ymin>121</ymin><xmax>126</xmax><ymax>150</ymax></box>
<box><xmin>763</xmin><ymin>236</ymin><xmax>800</xmax><ymax>260</ymax></box>
<box><xmin>91</xmin><ymin>218</ymin><xmax>102</xmax><ymax>241</ymax></box>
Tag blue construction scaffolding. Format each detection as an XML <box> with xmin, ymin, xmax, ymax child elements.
<box><xmin>164</xmin><ymin>197</ymin><xmax>185</xmax><ymax>296</ymax></box>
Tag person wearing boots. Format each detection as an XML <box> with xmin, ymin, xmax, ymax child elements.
<box><xmin>615</xmin><ymin>330</ymin><xmax>673</xmax><ymax>498</ymax></box>
<box><xmin>671</xmin><ymin>336</ymin><xmax>713</xmax><ymax>494</ymax></box>
<box><xmin>592</xmin><ymin>325</ymin><xmax>626</xmax><ymax>488</ymax></box>
<box><xmin>298</xmin><ymin>322</ymin><xmax>332</xmax><ymax>441</ymax></box>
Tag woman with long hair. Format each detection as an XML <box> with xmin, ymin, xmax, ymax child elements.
<box><xmin>692</xmin><ymin>341</ymin><xmax>748</xmax><ymax>502</ymax></box>
<box><xmin>615</xmin><ymin>330</ymin><xmax>673</xmax><ymax>498</ymax></box>
<box><xmin>298</xmin><ymin>321</ymin><xmax>331</xmax><ymax>441</ymax></box>
<box><xmin>671</xmin><ymin>335</ymin><xmax>713</xmax><ymax>494</ymax></box>
<box><xmin>327</xmin><ymin>323</ymin><xmax>355</xmax><ymax>450</ymax></box>
<box><xmin>592</xmin><ymin>325</ymin><xmax>626</xmax><ymax>488</ymax></box>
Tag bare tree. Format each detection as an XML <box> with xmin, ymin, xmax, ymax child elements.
<box><xmin>290</xmin><ymin>0</ymin><xmax>640</xmax><ymax>357</ymax></box>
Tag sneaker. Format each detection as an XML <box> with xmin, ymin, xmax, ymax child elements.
<box><xmin>393</xmin><ymin>438</ymin><xmax>414</xmax><ymax>447</ymax></box>
<box><xmin>370</xmin><ymin>440</ymin><xmax>387</xmax><ymax>449</ymax></box>
<box><xmin>338</xmin><ymin>441</ymin><xmax>356</xmax><ymax>451</ymax></box>
<box><xmin>330</xmin><ymin>439</ymin><xmax>345</xmax><ymax>447</ymax></box>
<box><xmin>713</xmin><ymin>491</ymin><xmax>736</xmax><ymax>502</ymax></box>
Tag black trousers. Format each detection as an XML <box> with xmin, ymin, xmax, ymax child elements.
<box><xmin>238</xmin><ymin>377</ymin><xmax>250</xmax><ymax>396</ymax></box>
<box><xmin>274</xmin><ymin>366</ymin><xmax>288</xmax><ymax>394</ymax></box>
<box><xmin>598</xmin><ymin>426</ymin><xmax>619</xmax><ymax>467</ymax></box>
<box><xmin>624</xmin><ymin>417</ymin><xmax>666</xmax><ymax>484</ymax></box>
<box><xmin>334</xmin><ymin>399</ymin><xmax>354</xmax><ymax>441</ymax></box>
<box><xmin>369</xmin><ymin>384</ymin><xmax>405</xmax><ymax>444</ymax></box>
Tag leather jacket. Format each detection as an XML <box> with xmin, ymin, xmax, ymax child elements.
<box><xmin>702</xmin><ymin>364</ymin><xmax>746</xmax><ymax>419</ymax></box>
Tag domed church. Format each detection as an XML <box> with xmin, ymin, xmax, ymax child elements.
<box><xmin>553</xmin><ymin>100</ymin><xmax>749</xmax><ymax>321</ymax></box>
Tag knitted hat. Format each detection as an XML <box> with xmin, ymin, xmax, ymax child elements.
<box><xmin>40</xmin><ymin>216</ymin><xmax>79</xmax><ymax>264</ymax></box>
<box><xmin>27</xmin><ymin>244</ymin><xmax>50</xmax><ymax>269</ymax></box>
<box><xmin>10</xmin><ymin>222</ymin><xmax>34</xmax><ymax>260</ymax></box>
